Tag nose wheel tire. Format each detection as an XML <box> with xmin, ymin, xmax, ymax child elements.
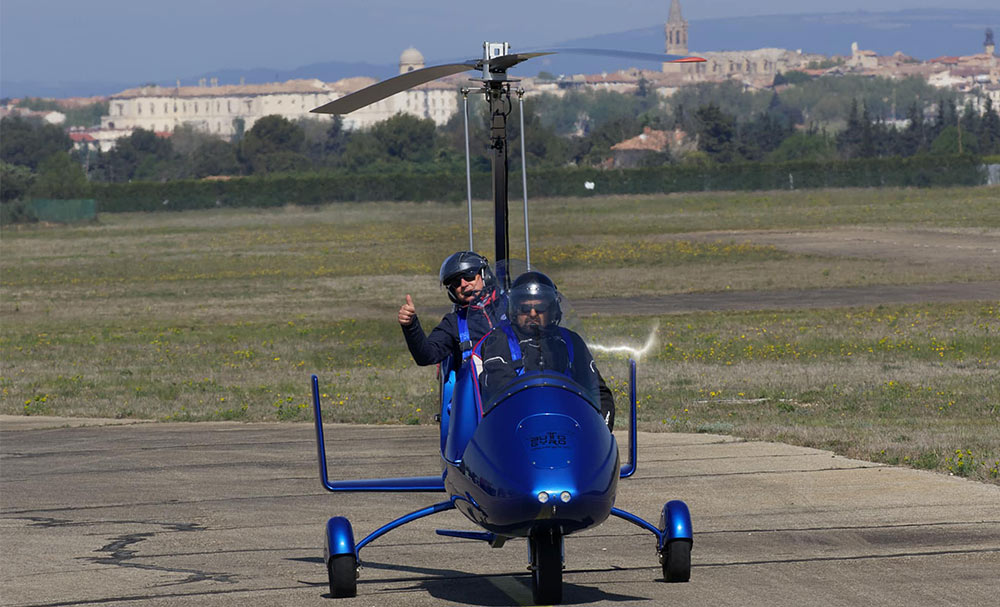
<box><xmin>327</xmin><ymin>553</ymin><xmax>358</xmax><ymax>598</ymax></box>
<box><xmin>662</xmin><ymin>539</ymin><xmax>691</xmax><ymax>583</ymax></box>
<box><xmin>530</xmin><ymin>530</ymin><xmax>563</xmax><ymax>604</ymax></box>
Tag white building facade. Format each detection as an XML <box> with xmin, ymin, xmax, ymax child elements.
<box><xmin>97</xmin><ymin>48</ymin><xmax>460</xmax><ymax>143</ymax></box>
<box><xmin>101</xmin><ymin>79</ymin><xmax>340</xmax><ymax>136</ymax></box>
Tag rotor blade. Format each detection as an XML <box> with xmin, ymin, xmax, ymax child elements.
<box><xmin>487</xmin><ymin>51</ymin><xmax>556</xmax><ymax>72</ymax></box>
<box><xmin>311</xmin><ymin>61</ymin><xmax>478</xmax><ymax>115</ymax></box>
<box><xmin>532</xmin><ymin>47</ymin><xmax>705</xmax><ymax>63</ymax></box>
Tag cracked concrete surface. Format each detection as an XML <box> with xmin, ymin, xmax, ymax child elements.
<box><xmin>2</xmin><ymin>422</ymin><xmax>997</xmax><ymax>606</ymax></box>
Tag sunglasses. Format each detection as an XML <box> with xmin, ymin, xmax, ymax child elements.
<box><xmin>446</xmin><ymin>270</ymin><xmax>479</xmax><ymax>290</ymax></box>
<box><xmin>516</xmin><ymin>301</ymin><xmax>550</xmax><ymax>315</ymax></box>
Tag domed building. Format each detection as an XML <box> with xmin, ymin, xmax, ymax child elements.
<box><xmin>339</xmin><ymin>46</ymin><xmax>458</xmax><ymax>129</ymax></box>
<box><xmin>400</xmin><ymin>47</ymin><xmax>425</xmax><ymax>74</ymax></box>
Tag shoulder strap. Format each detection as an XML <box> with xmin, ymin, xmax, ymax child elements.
<box><xmin>456</xmin><ymin>309</ymin><xmax>473</xmax><ymax>359</ymax></box>
<box><xmin>500</xmin><ymin>323</ymin><xmax>525</xmax><ymax>376</ymax></box>
<box><xmin>559</xmin><ymin>327</ymin><xmax>574</xmax><ymax>368</ymax></box>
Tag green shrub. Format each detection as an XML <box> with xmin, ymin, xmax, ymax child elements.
<box><xmin>0</xmin><ymin>200</ymin><xmax>38</xmax><ymax>225</ymax></box>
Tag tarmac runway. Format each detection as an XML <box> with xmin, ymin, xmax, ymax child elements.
<box><xmin>2</xmin><ymin>417</ymin><xmax>997</xmax><ymax>606</ymax></box>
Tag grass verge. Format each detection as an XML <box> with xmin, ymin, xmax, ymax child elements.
<box><xmin>2</xmin><ymin>187</ymin><xmax>998</xmax><ymax>483</ymax></box>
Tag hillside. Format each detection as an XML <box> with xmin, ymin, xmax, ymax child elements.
<box><xmin>531</xmin><ymin>9</ymin><xmax>1000</xmax><ymax>77</ymax></box>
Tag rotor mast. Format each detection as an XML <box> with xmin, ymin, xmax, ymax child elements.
<box><xmin>479</xmin><ymin>42</ymin><xmax>514</xmax><ymax>291</ymax></box>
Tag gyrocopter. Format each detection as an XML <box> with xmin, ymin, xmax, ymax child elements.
<box><xmin>309</xmin><ymin>42</ymin><xmax>704</xmax><ymax>604</ymax></box>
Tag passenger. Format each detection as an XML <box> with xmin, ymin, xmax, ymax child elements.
<box><xmin>472</xmin><ymin>271</ymin><xmax>615</xmax><ymax>430</ymax></box>
<box><xmin>398</xmin><ymin>251</ymin><xmax>504</xmax><ymax>369</ymax></box>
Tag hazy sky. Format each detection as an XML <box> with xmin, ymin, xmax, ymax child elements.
<box><xmin>1</xmin><ymin>0</ymin><xmax>996</xmax><ymax>84</ymax></box>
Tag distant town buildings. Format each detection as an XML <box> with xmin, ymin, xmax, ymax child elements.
<box><xmin>680</xmin><ymin>47</ymin><xmax>826</xmax><ymax>84</ymax></box>
<box><xmin>609</xmin><ymin>126</ymin><xmax>691</xmax><ymax>168</ymax></box>
<box><xmin>844</xmin><ymin>27</ymin><xmax>1000</xmax><ymax>110</ymax></box>
<box><xmin>660</xmin><ymin>0</ymin><xmax>825</xmax><ymax>84</ymax></box>
<box><xmin>90</xmin><ymin>47</ymin><xmax>459</xmax><ymax>146</ymax></box>
<box><xmin>27</xmin><ymin>1</ymin><xmax>996</xmax><ymax>150</ymax></box>
<box><xmin>0</xmin><ymin>105</ymin><xmax>65</xmax><ymax>125</ymax></box>
<box><xmin>101</xmin><ymin>79</ymin><xmax>337</xmax><ymax>137</ymax></box>
<box><xmin>848</xmin><ymin>42</ymin><xmax>879</xmax><ymax>70</ymax></box>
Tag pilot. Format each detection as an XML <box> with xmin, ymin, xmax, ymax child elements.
<box><xmin>472</xmin><ymin>271</ymin><xmax>615</xmax><ymax>430</ymax></box>
<box><xmin>398</xmin><ymin>251</ymin><xmax>504</xmax><ymax>369</ymax></box>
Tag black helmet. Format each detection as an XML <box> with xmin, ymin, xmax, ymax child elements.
<box><xmin>508</xmin><ymin>271</ymin><xmax>562</xmax><ymax>331</ymax></box>
<box><xmin>439</xmin><ymin>251</ymin><xmax>495</xmax><ymax>304</ymax></box>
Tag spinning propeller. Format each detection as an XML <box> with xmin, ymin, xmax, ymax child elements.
<box><xmin>312</xmin><ymin>44</ymin><xmax>702</xmax><ymax>116</ymax></box>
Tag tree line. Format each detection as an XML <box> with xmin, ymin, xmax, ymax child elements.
<box><xmin>2</xmin><ymin>73</ymin><xmax>998</xmax><ymax>211</ymax></box>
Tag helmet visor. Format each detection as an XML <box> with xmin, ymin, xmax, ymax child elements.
<box><xmin>444</xmin><ymin>269</ymin><xmax>480</xmax><ymax>291</ymax></box>
<box><xmin>508</xmin><ymin>282</ymin><xmax>559</xmax><ymax>330</ymax></box>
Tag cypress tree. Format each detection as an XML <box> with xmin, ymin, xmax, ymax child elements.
<box><xmin>837</xmin><ymin>99</ymin><xmax>864</xmax><ymax>159</ymax></box>
<box><xmin>859</xmin><ymin>104</ymin><xmax>876</xmax><ymax>158</ymax></box>
<box><xmin>980</xmin><ymin>97</ymin><xmax>1000</xmax><ymax>155</ymax></box>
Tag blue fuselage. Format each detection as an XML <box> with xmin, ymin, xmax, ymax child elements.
<box><xmin>443</xmin><ymin>378</ymin><xmax>619</xmax><ymax>537</ymax></box>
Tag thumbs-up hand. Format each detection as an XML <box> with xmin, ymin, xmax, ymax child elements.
<box><xmin>398</xmin><ymin>294</ymin><xmax>417</xmax><ymax>326</ymax></box>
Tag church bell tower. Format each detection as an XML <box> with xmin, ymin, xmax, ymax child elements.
<box><xmin>663</xmin><ymin>0</ymin><xmax>689</xmax><ymax>73</ymax></box>
<box><xmin>665</xmin><ymin>0</ymin><xmax>688</xmax><ymax>56</ymax></box>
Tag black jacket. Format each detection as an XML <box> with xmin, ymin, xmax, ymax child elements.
<box><xmin>474</xmin><ymin>324</ymin><xmax>616</xmax><ymax>430</ymax></box>
<box><xmin>401</xmin><ymin>289</ymin><xmax>504</xmax><ymax>368</ymax></box>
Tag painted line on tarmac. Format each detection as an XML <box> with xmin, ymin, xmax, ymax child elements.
<box><xmin>487</xmin><ymin>575</ymin><xmax>533</xmax><ymax>605</ymax></box>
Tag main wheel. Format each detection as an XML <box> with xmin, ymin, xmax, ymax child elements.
<box><xmin>662</xmin><ymin>539</ymin><xmax>691</xmax><ymax>583</ymax></box>
<box><xmin>530</xmin><ymin>530</ymin><xmax>563</xmax><ymax>605</ymax></box>
<box><xmin>327</xmin><ymin>553</ymin><xmax>357</xmax><ymax>598</ymax></box>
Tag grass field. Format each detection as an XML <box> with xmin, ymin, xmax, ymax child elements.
<box><xmin>2</xmin><ymin>186</ymin><xmax>998</xmax><ymax>482</ymax></box>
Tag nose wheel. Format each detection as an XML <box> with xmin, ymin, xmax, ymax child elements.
<box><xmin>529</xmin><ymin>529</ymin><xmax>563</xmax><ymax>604</ymax></box>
